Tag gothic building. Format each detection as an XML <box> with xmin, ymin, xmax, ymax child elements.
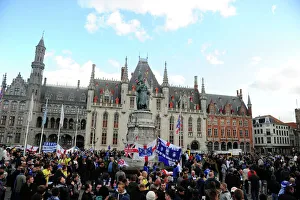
<box><xmin>0</xmin><ymin>37</ymin><xmax>87</xmax><ymax>148</ymax></box>
<box><xmin>85</xmin><ymin>57</ymin><xmax>253</xmax><ymax>152</ymax></box>
<box><xmin>0</xmin><ymin>36</ymin><xmax>253</xmax><ymax>152</ymax></box>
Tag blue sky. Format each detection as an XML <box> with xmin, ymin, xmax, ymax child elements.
<box><xmin>1</xmin><ymin>0</ymin><xmax>300</xmax><ymax>122</ymax></box>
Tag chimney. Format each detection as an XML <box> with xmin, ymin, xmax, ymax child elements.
<box><xmin>236</xmin><ymin>90</ymin><xmax>239</xmax><ymax>97</ymax></box>
<box><xmin>43</xmin><ymin>78</ymin><xmax>47</xmax><ymax>86</ymax></box>
<box><xmin>77</xmin><ymin>80</ymin><xmax>80</xmax><ymax>89</ymax></box>
<box><xmin>240</xmin><ymin>89</ymin><xmax>243</xmax><ymax>99</ymax></box>
<box><xmin>194</xmin><ymin>76</ymin><xmax>198</xmax><ymax>89</ymax></box>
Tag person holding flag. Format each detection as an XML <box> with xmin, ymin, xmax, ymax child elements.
<box><xmin>24</xmin><ymin>94</ymin><xmax>34</xmax><ymax>156</ymax></box>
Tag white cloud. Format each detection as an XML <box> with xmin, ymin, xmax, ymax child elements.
<box><xmin>78</xmin><ymin>0</ymin><xmax>237</xmax><ymax>31</ymax></box>
<box><xmin>45</xmin><ymin>50</ymin><xmax>55</xmax><ymax>58</ymax></box>
<box><xmin>206</xmin><ymin>54</ymin><xmax>224</xmax><ymax>65</ymax></box>
<box><xmin>201</xmin><ymin>43</ymin><xmax>211</xmax><ymax>53</ymax></box>
<box><xmin>152</xmin><ymin>70</ymin><xmax>186</xmax><ymax>86</ymax></box>
<box><xmin>84</xmin><ymin>11</ymin><xmax>150</xmax><ymax>41</ymax></box>
<box><xmin>187</xmin><ymin>38</ymin><xmax>193</xmax><ymax>45</ymax></box>
<box><xmin>108</xmin><ymin>59</ymin><xmax>121</xmax><ymax>68</ymax></box>
<box><xmin>272</xmin><ymin>5</ymin><xmax>277</xmax><ymax>14</ymax></box>
<box><xmin>250</xmin><ymin>57</ymin><xmax>300</xmax><ymax>92</ymax></box>
<box><xmin>44</xmin><ymin>54</ymin><xmax>120</xmax><ymax>87</ymax></box>
<box><xmin>62</xmin><ymin>50</ymin><xmax>72</xmax><ymax>55</ymax></box>
<box><xmin>251</xmin><ymin>56</ymin><xmax>262</xmax><ymax>65</ymax></box>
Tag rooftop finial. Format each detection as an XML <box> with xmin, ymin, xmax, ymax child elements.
<box><xmin>88</xmin><ymin>64</ymin><xmax>96</xmax><ymax>90</ymax></box>
<box><xmin>247</xmin><ymin>94</ymin><xmax>252</xmax><ymax>105</ymax></box>
<box><xmin>122</xmin><ymin>56</ymin><xmax>129</xmax><ymax>83</ymax></box>
<box><xmin>42</xmin><ymin>30</ymin><xmax>45</xmax><ymax>39</ymax></box>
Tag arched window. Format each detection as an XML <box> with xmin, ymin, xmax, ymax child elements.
<box><xmin>19</xmin><ymin>101</ymin><xmax>26</xmax><ymax>111</ymax></box>
<box><xmin>56</xmin><ymin>118</ymin><xmax>60</xmax><ymax>129</ymax></box>
<box><xmin>11</xmin><ymin>101</ymin><xmax>18</xmax><ymax>111</ymax></box>
<box><xmin>50</xmin><ymin>118</ymin><xmax>55</xmax><ymax>129</ymax></box>
<box><xmin>169</xmin><ymin>116</ymin><xmax>174</xmax><ymax>144</ymax></box>
<box><xmin>80</xmin><ymin>93</ymin><xmax>86</xmax><ymax>102</ymax></box>
<box><xmin>113</xmin><ymin>113</ymin><xmax>119</xmax><ymax>145</ymax></box>
<box><xmin>102</xmin><ymin>112</ymin><xmax>108</xmax><ymax>145</ymax></box>
<box><xmin>69</xmin><ymin>93</ymin><xmax>75</xmax><ymax>101</ymax></box>
<box><xmin>36</xmin><ymin>117</ymin><xmax>42</xmax><ymax>128</ymax></box>
<box><xmin>3</xmin><ymin>101</ymin><xmax>9</xmax><ymax>110</ymax></box>
<box><xmin>246</xmin><ymin>142</ymin><xmax>250</xmax><ymax>152</ymax></box>
<box><xmin>102</xmin><ymin>112</ymin><xmax>108</xmax><ymax>128</ymax></box>
<box><xmin>56</xmin><ymin>92</ymin><xmax>63</xmax><ymax>100</ymax></box>
<box><xmin>156</xmin><ymin>115</ymin><xmax>161</xmax><ymax>138</ymax></box>
<box><xmin>207</xmin><ymin>142</ymin><xmax>213</xmax><ymax>152</ymax></box>
<box><xmin>240</xmin><ymin>142</ymin><xmax>244</xmax><ymax>152</ymax></box>
<box><xmin>63</xmin><ymin>118</ymin><xmax>68</xmax><ymax>129</ymax></box>
<box><xmin>81</xmin><ymin>119</ymin><xmax>86</xmax><ymax>130</ymax></box>
<box><xmin>114</xmin><ymin>113</ymin><xmax>119</xmax><ymax>128</ymax></box>
<box><xmin>179</xmin><ymin>116</ymin><xmax>184</xmax><ymax>147</ymax></box>
<box><xmin>197</xmin><ymin>118</ymin><xmax>202</xmax><ymax>138</ymax></box>
<box><xmin>188</xmin><ymin>116</ymin><xmax>193</xmax><ymax>137</ymax></box>
<box><xmin>214</xmin><ymin>142</ymin><xmax>219</xmax><ymax>151</ymax></box>
<box><xmin>69</xmin><ymin>119</ymin><xmax>74</xmax><ymax>129</ymax></box>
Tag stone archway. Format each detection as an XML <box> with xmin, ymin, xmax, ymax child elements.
<box><xmin>191</xmin><ymin>140</ymin><xmax>200</xmax><ymax>150</ymax></box>
<box><xmin>61</xmin><ymin>134</ymin><xmax>72</xmax><ymax>148</ymax></box>
<box><xmin>76</xmin><ymin>135</ymin><xmax>84</xmax><ymax>148</ymax></box>
<box><xmin>34</xmin><ymin>133</ymin><xmax>46</xmax><ymax>146</ymax></box>
<box><xmin>48</xmin><ymin>134</ymin><xmax>57</xmax><ymax>143</ymax></box>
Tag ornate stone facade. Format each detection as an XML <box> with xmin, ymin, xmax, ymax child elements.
<box><xmin>0</xmin><ymin>37</ymin><xmax>87</xmax><ymax>148</ymax></box>
<box><xmin>0</xmin><ymin>37</ymin><xmax>253</xmax><ymax>152</ymax></box>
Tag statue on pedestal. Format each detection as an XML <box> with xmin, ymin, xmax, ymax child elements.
<box><xmin>136</xmin><ymin>70</ymin><xmax>150</xmax><ymax>110</ymax></box>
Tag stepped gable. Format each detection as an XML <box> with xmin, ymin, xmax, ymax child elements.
<box><xmin>94</xmin><ymin>79</ymin><xmax>121</xmax><ymax>103</ymax></box>
<box><xmin>206</xmin><ymin>94</ymin><xmax>248</xmax><ymax>115</ymax></box>
<box><xmin>5</xmin><ymin>73</ymin><xmax>28</xmax><ymax>97</ymax></box>
<box><xmin>169</xmin><ymin>86</ymin><xmax>200</xmax><ymax>110</ymax></box>
<box><xmin>129</xmin><ymin>58</ymin><xmax>161</xmax><ymax>93</ymax></box>
<box><xmin>41</xmin><ymin>85</ymin><xmax>88</xmax><ymax>103</ymax></box>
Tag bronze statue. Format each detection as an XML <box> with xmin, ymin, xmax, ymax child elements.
<box><xmin>136</xmin><ymin>69</ymin><xmax>150</xmax><ymax>110</ymax></box>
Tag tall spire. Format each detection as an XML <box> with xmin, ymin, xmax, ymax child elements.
<box><xmin>247</xmin><ymin>94</ymin><xmax>252</xmax><ymax>106</ymax></box>
<box><xmin>162</xmin><ymin>61</ymin><xmax>169</xmax><ymax>87</ymax></box>
<box><xmin>88</xmin><ymin>64</ymin><xmax>96</xmax><ymax>90</ymax></box>
<box><xmin>1</xmin><ymin>73</ymin><xmax>7</xmax><ymax>90</ymax></box>
<box><xmin>201</xmin><ymin>77</ymin><xmax>206</xmax><ymax>94</ymax></box>
<box><xmin>38</xmin><ymin>31</ymin><xmax>45</xmax><ymax>47</ymax></box>
<box><xmin>122</xmin><ymin>56</ymin><xmax>129</xmax><ymax>83</ymax></box>
<box><xmin>194</xmin><ymin>76</ymin><xmax>198</xmax><ymax>89</ymax></box>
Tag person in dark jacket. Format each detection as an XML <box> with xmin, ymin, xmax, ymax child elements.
<box><xmin>268</xmin><ymin>175</ymin><xmax>280</xmax><ymax>200</ymax></box>
<box><xmin>56</xmin><ymin>176</ymin><xmax>70</xmax><ymax>200</ymax></box>
<box><xmin>81</xmin><ymin>183</ymin><xmax>93</xmax><ymax>200</ymax></box>
<box><xmin>31</xmin><ymin>185</ymin><xmax>46</xmax><ymax>200</ymax></box>
<box><xmin>20</xmin><ymin>175</ymin><xmax>37</xmax><ymax>200</ymax></box>
<box><xmin>112</xmin><ymin>182</ymin><xmax>130</xmax><ymax>200</ymax></box>
<box><xmin>126</xmin><ymin>175</ymin><xmax>139</xmax><ymax>200</ymax></box>
<box><xmin>249</xmin><ymin>170</ymin><xmax>260</xmax><ymax>200</ymax></box>
<box><xmin>278</xmin><ymin>185</ymin><xmax>296</xmax><ymax>200</ymax></box>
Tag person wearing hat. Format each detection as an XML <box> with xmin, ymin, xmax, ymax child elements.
<box><xmin>146</xmin><ymin>191</ymin><xmax>157</xmax><ymax>200</ymax></box>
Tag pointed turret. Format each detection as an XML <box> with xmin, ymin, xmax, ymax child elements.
<box><xmin>37</xmin><ymin>31</ymin><xmax>45</xmax><ymax>47</ymax></box>
<box><xmin>88</xmin><ymin>64</ymin><xmax>96</xmax><ymax>90</ymax></box>
<box><xmin>194</xmin><ymin>76</ymin><xmax>198</xmax><ymax>89</ymax></box>
<box><xmin>247</xmin><ymin>94</ymin><xmax>252</xmax><ymax>116</ymax></box>
<box><xmin>201</xmin><ymin>77</ymin><xmax>206</xmax><ymax>94</ymax></box>
<box><xmin>247</xmin><ymin>94</ymin><xmax>252</xmax><ymax>106</ymax></box>
<box><xmin>162</xmin><ymin>61</ymin><xmax>169</xmax><ymax>87</ymax></box>
<box><xmin>1</xmin><ymin>73</ymin><xmax>7</xmax><ymax>90</ymax></box>
<box><xmin>121</xmin><ymin>57</ymin><xmax>129</xmax><ymax>83</ymax></box>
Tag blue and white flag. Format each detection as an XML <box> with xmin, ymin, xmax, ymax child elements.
<box><xmin>156</xmin><ymin>138</ymin><xmax>182</xmax><ymax>166</ymax></box>
<box><xmin>133</xmin><ymin>139</ymin><xmax>157</xmax><ymax>161</ymax></box>
<box><xmin>42</xmin><ymin>99</ymin><xmax>48</xmax><ymax>126</ymax></box>
<box><xmin>42</xmin><ymin>142</ymin><xmax>57</xmax><ymax>153</ymax></box>
<box><xmin>138</xmin><ymin>146</ymin><xmax>153</xmax><ymax>157</ymax></box>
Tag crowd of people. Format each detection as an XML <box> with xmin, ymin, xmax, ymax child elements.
<box><xmin>0</xmin><ymin>146</ymin><xmax>299</xmax><ymax>200</ymax></box>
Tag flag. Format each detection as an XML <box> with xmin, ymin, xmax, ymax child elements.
<box><xmin>176</xmin><ymin>114</ymin><xmax>182</xmax><ymax>134</ymax></box>
<box><xmin>133</xmin><ymin>139</ymin><xmax>157</xmax><ymax>161</ymax></box>
<box><xmin>118</xmin><ymin>159</ymin><xmax>128</xmax><ymax>167</ymax></box>
<box><xmin>42</xmin><ymin>99</ymin><xmax>48</xmax><ymax>126</ymax></box>
<box><xmin>156</xmin><ymin>138</ymin><xmax>182</xmax><ymax>166</ymax></box>
<box><xmin>26</xmin><ymin>144</ymin><xmax>38</xmax><ymax>152</ymax></box>
<box><xmin>124</xmin><ymin>144</ymin><xmax>138</xmax><ymax>158</ymax></box>
<box><xmin>27</xmin><ymin>94</ymin><xmax>34</xmax><ymax>122</ymax></box>
<box><xmin>59</xmin><ymin>104</ymin><xmax>64</xmax><ymax>128</ymax></box>
<box><xmin>56</xmin><ymin>144</ymin><xmax>67</xmax><ymax>157</ymax></box>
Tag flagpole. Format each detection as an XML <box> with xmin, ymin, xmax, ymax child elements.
<box><xmin>74</xmin><ymin>107</ymin><xmax>79</xmax><ymax>150</ymax></box>
<box><xmin>24</xmin><ymin>94</ymin><xmax>33</xmax><ymax>157</ymax></box>
<box><xmin>39</xmin><ymin>98</ymin><xmax>48</xmax><ymax>154</ymax></box>
<box><xmin>24</xmin><ymin>118</ymin><xmax>30</xmax><ymax>156</ymax></box>
<box><xmin>57</xmin><ymin>104</ymin><xmax>64</xmax><ymax>152</ymax></box>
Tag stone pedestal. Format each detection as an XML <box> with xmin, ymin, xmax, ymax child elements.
<box><xmin>124</xmin><ymin>110</ymin><xmax>157</xmax><ymax>169</ymax></box>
